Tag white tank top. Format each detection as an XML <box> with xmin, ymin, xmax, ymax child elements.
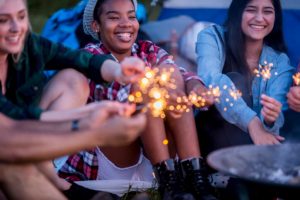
<box><xmin>96</xmin><ymin>147</ymin><xmax>154</xmax><ymax>182</ymax></box>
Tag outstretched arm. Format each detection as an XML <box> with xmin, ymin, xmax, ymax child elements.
<box><xmin>196</xmin><ymin>26</ymin><xmax>257</xmax><ymax>132</ymax></box>
<box><xmin>100</xmin><ymin>57</ymin><xmax>145</xmax><ymax>84</ymax></box>
<box><xmin>0</xmin><ymin>102</ymin><xmax>146</xmax><ymax>163</ymax></box>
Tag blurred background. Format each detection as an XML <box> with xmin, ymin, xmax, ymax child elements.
<box><xmin>28</xmin><ymin>0</ymin><xmax>300</xmax><ymax>66</ymax></box>
<box><xmin>28</xmin><ymin>0</ymin><xmax>156</xmax><ymax>33</ymax></box>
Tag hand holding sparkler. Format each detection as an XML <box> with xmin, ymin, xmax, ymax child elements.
<box><xmin>162</xmin><ymin>65</ymin><xmax>190</xmax><ymax>118</ymax></box>
<box><xmin>128</xmin><ymin>65</ymin><xmax>177</xmax><ymax>118</ymax></box>
<box><xmin>114</xmin><ymin>57</ymin><xmax>145</xmax><ymax>85</ymax></box>
<box><xmin>82</xmin><ymin>101</ymin><xmax>146</xmax><ymax>147</ymax></box>
<box><xmin>287</xmin><ymin>73</ymin><xmax>300</xmax><ymax>112</ymax></box>
<box><xmin>260</xmin><ymin>94</ymin><xmax>282</xmax><ymax>125</ymax></box>
<box><xmin>185</xmin><ymin>79</ymin><xmax>214</xmax><ymax>107</ymax></box>
<box><xmin>293</xmin><ymin>72</ymin><xmax>300</xmax><ymax>86</ymax></box>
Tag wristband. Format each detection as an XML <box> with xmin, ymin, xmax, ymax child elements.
<box><xmin>71</xmin><ymin>120</ymin><xmax>79</xmax><ymax>131</ymax></box>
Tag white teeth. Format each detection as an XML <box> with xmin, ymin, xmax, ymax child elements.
<box><xmin>7</xmin><ymin>36</ymin><xmax>19</xmax><ymax>42</ymax></box>
<box><xmin>116</xmin><ymin>33</ymin><xmax>131</xmax><ymax>40</ymax></box>
<box><xmin>250</xmin><ymin>25</ymin><xmax>265</xmax><ymax>29</ymax></box>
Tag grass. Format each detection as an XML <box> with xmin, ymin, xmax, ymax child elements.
<box><xmin>120</xmin><ymin>187</ymin><xmax>161</xmax><ymax>200</ymax></box>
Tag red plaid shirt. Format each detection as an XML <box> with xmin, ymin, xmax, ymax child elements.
<box><xmin>58</xmin><ymin>40</ymin><xmax>201</xmax><ymax>181</ymax></box>
<box><xmin>86</xmin><ymin>40</ymin><xmax>201</xmax><ymax>102</ymax></box>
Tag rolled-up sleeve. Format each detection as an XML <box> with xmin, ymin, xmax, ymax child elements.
<box><xmin>196</xmin><ymin>26</ymin><xmax>257</xmax><ymax>132</ymax></box>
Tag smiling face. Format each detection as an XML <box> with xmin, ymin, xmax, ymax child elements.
<box><xmin>94</xmin><ymin>0</ymin><xmax>139</xmax><ymax>60</ymax></box>
<box><xmin>0</xmin><ymin>0</ymin><xmax>28</xmax><ymax>56</ymax></box>
<box><xmin>241</xmin><ymin>0</ymin><xmax>275</xmax><ymax>43</ymax></box>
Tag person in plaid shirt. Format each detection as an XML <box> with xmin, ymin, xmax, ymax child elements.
<box><xmin>59</xmin><ymin>0</ymin><xmax>217</xmax><ymax>200</ymax></box>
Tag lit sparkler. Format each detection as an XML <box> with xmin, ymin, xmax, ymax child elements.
<box><xmin>128</xmin><ymin>66</ymin><xmax>176</xmax><ymax>118</ymax></box>
<box><xmin>254</xmin><ymin>61</ymin><xmax>274</xmax><ymax>81</ymax></box>
<box><xmin>229</xmin><ymin>89</ymin><xmax>242</xmax><ymax>101</ymax></box>
<box><xmin>293</xmin><ymin>72</ymin><xmax>300</xmax><ymax>86</ymax></box>
<box><xmin>254</xmin><ymin>61</ymin><xmax>276</xmax><ymax>94</ymax></box>
<box><xmin>163</xmin><ymin>139</ymin><xmax>169</xmax><ymax>145</ymax></box>
<box><xmin>129</xmin><ymin>65</ymin><xmax>244</xmax><ymax>118</ymax></box>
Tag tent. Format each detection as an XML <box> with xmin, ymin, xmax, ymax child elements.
<box><xmin>158</xmin><ymin>0</ymin><xmax>300</xmax><ymax>66</ymax></box>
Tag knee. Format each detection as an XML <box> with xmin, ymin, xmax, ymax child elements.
<box><xmin>56</xmin><ymin>69</ymin><xmax>90</xmax><ymax>98</ymax></box>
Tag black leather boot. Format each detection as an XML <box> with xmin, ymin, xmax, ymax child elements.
<box><xmin>153</xmin><ymin>159</ymin><xmax>195</xmax><ymax>200</ymax></box>
<box><xmin>181</xmin><ymin>157</ymin><xmax>218</xmax><ymax>200</ymax></box>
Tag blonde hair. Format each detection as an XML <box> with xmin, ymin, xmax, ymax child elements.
<box><xmin>11</xmin><ymin>0</ymin><xmax>30</xmax><ymax>63</ymax></box>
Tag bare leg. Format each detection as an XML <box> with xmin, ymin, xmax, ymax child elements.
<box><xmin>38</xmin><ymin>69</ymin><xmax>89</xmax><ymax>191</ymax></box>
<box><xmin>0</xmin><ymin>163</ymin><xmax>66</xmax><ymax>200</ymax></box>
<box><xmin>166</xmin><ymin>110</ymin><xmax>200</xmax><ymax>159</ymax></box>
<box><xmin>36</xmin><ymin>161</ymin><xmax>71</xmax><ymax>191</ymax></box>
<box><xmin>140</xmin><ymin>113</ymin><xmax>170</xmax><ymax>164</ymax></box>
<box><xmin>39</xmin><ymin>69</ymin><xmax>89</xmax><ymax>110</ymax></box>
<box><xmin>166</xmin><ymin>65</ymin><xmax>200</xmax><ymax>159</ymax></box>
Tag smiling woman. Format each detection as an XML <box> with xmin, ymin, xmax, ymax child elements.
<box><xmin>58</xmin><ymin>0</ymin><xmax>218</xmax><ymax>200</ymax></box>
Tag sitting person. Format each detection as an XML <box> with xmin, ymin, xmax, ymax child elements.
<box><xmin>281</xmin><ymin>64</ymin><xmax>300</xmax><ymax>141</ymax></box>
<box><xmin>59</xmin><ymin>0</ymin><xmax>217</xmax><ymax>200</ymax></box>
<box><xmin>196</xmin><ymin>0</ymin><xmax>293</xmax><ymax>153</ymax></box>
<box><xmin>195</xmin><ymin>0</ymin><xmax>294</xmax><ymax>199</ymax></box>
<box><xmin>287</xmin><ymin>64</ymin><xmax>300</xmax><ymax>112</ymax></box>
<box><xmin>0</xmin><ymin>101</ymin><xmax>146</xmax><ymax>200</ymax></box>
<box><xmin>0</xmin><ymin>0</ymin><xmax>145</xmax><ymax>121</ymax></box>
<box><xmin>0</xmin><ymin>0</ymin><xmax>144</xmax><ymax>197</ymax></box>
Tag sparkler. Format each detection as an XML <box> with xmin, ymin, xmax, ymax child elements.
<box><xmin>129</xmin><ymin>65</ymin><xmax>243</xmax><ymax>117</ymax></box>
<box><xmin>163</xmin><ymin>139</ymin><xmax>169</xmax><ymax>145</ymax></box>
<box><xmin>128</xmin><ymin>66</ymin><xmax>176</xmax><ymax>118</ymax></box>
<box><xmin>293</xmin><ymin>72</ymin><xmax>300</xmax><ymax>86</ymax></box>
<box><xmin>253</xmin><ymin>61</ymin><xmax>274</xmax><ymax>81</ymax></box>
<box><xmin>229</xmin><ymin>89</ymin><xmax>242</xmax><ymax>101</ymax></box>
<box><xmin>253</xmin><ymin>61</ymin><xmax>276</xmax><ymax>94</ymax></box>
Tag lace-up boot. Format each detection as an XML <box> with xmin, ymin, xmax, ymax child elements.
<box><xmin>181</xmin><ymin>157</ymin><xmax>218</xmax><ymax>200</ymax></box>
<box><xmin>153</xmin><ymin>159</ymin><xmax>195</xmax><ymax>200</ymax></box>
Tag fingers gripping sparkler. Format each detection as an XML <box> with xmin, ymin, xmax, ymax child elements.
<box><xmin>293</xmin><ymin>72</ymin><xmax>300</xmax><ymax>86</ymax></box>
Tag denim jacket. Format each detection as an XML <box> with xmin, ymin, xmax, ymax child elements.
<box><xmin>0</xmin><ymin>33</ymin><xmax>112</xmax><ymax>119</ymax></box>
<box><xmin>196</xmin><ymin>25</ymin><xmax>294</xmax><ymax>134</ymax></box>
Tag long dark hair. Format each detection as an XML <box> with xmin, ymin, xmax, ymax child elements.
<box><xmin>223</xmin><ymin>0</ymin><xmax>287</xmax><ymax>75</ymax></box>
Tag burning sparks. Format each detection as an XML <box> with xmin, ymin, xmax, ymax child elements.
<box><xmin>254</xmin><ymin>61</ymin><xmax>275</xmax><ymax>81</ymax></box>
<box><xmin>129</xmin><ymin>65</ymin><xmax>244</xmax><ymax>118</ymax></box>
<box><xmin>163</xmin><ymin>139</ymin><xmax>169</xmax><ymax>145</ymax></box>
<box><xmin>293</xmin><ymin>72</ymin><xmax>300</xmax><ymax>86</ymax></box>
<box><xmin>229</xmin><ymin>89</ymin><xmax>242</xmax><ymax>101</ymax></box>
<box><xmin>128</xmin><ymin>67</ymin><xmax>176</xmax><ymax>118</ymax></box>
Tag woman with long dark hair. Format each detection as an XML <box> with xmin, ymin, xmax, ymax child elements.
<box><xmin>196</xmin><ymin>0</ymin><xmax>294</xmax><ymax>155</ymax></box>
